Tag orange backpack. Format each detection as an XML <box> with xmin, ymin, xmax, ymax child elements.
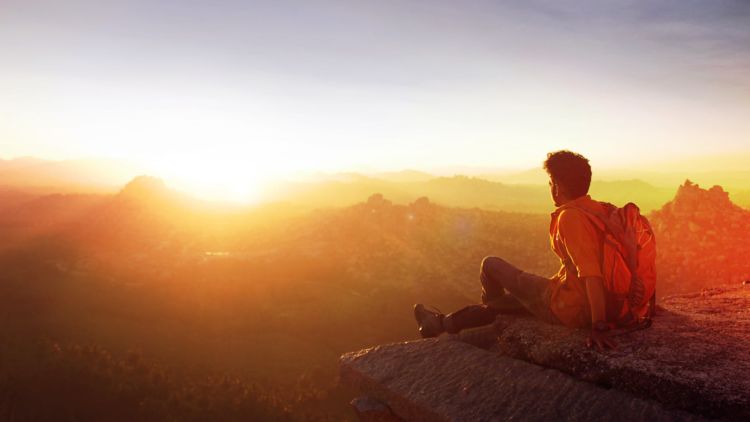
<box><xmin>569</xmin><ymin>202</ymin><xmax>657</xmax><ymax>326</ymax></box>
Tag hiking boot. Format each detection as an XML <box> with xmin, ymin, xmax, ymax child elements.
<box><xmin>413</xmin><ymin>304</ymin><xmax>445</xmax><ymax>338</ymax></box>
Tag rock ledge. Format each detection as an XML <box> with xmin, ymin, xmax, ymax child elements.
<box><xmin>340</xmin><ymin>285</ymin><xmax>750</xmax><ymax>421</ymax></box>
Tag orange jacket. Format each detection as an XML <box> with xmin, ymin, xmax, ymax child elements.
<box><xmin>548</xmin><ymin>195</ymin><xmax>606</xmax><ymax>328</ymax></box>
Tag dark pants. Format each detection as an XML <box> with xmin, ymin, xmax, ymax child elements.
<box><xmin>443</xmin><ymin>257</ymin><xmax>558</xmax><ymax>333</ymax></box>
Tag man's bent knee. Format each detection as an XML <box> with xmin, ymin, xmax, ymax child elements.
<box><xmin>481</xmin><ymin>256</ymin><xmax>513</xmax><ymax>275</ymax></box>
<box><xmin>480</xmin><ymin>256</ymin><xmax>501</xmax><ymax>274</ymax></box>
<box><xmin>480</xmin><ymin>256</ymin><xmax>508</xmax><ymax>303</ymax></box>
<box><xmin>481</xmin><ymin>256</ymin><xmax>522</xmax><ymax>283</ymax></box>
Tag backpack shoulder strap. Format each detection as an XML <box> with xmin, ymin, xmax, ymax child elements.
<box><xmin>560</xmin><ymin>204</ymin><xmax>609</xmax><ymax>235</ymax></box>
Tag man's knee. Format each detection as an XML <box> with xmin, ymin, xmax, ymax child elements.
<box><xmin>481</xmin><ymin>256</ymin><xmax>505</xmax><ymax>275</ymax></box>
<box><xmin>481</xmin><ymin>256</ymin><xmax>520</xmax><ymax>280</ymax></box>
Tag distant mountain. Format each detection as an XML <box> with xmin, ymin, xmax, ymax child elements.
<box><xmin>0</xmin><ymin>156</ymin><xmax>47</xmax><ymax>169</ymax></box>
<box><xmin>266</xmin><ymin>175</ymin><xmax>682</xmax><ymax>214</ymax></box>
<box><xmin>637</xmin><ymin>152</ymin><xmax>750</xmax><ymax>173</ymax></box>
<box><xmin>589</xmin><ymin>179</ymin><xmax>675</xmax><ymax>212</ymax></box>
<box><xmin>481</xmin><ymin>165</ymin><xmax>750</xmax><ymax>206</ymax></box>
<box><xmin>0</xmin><ymin>157</ymin><xmax>145</xmax><ymax>193</ymax></box>
<box><xmin>115</xmin><ymin>175</ymin><xmax>199</xmax><ymax>212</ymax></box>
<box><xmin>288</xmin><ymin>171</ymin><xmax>372</xmax><ymax>183</ymax></box>
<box><xmin>264</xmin><ymin>175</ymin><xmax>553</xmax><ymax>213</ymax></box>
<box><xmin>118</xmin><ymin>175</ymin><xmax>170</xmax><ymax>198</ymax></box>
<box><xmin>5</xmin><ymin>156</ymin><xmax>747</xmax><ymax>212</ymax></box>
<box><xmin>479</xmin><ymin>168</ymin><xmax>548</xmax><ymax>185</ymax></box>
<box><xmin>418</xmin><ymin>176</ymin><xmax>551</xmax><ymax>211</ymax></box>
<box><xmin>372</xmin><ymin>169</ymin><xmax>435</xmax><ymax>183</ymax></box>
<box><xmin>0</xmin><ymin>190</ymin><xmax>105</xmax><ymax>254</ymax></box>
<box><xmin>598</xmin><ymin>169</ymin><xmax>750</xmax><ymax>193</ymax></box>
<box><xmin>285</xmin><ymin>170</ymin><xmax>435</xmax><ymax>183</ymax></box>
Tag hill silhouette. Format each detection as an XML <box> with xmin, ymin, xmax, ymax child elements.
<box><xmin>118</xmin><ymin>175</ymin><xmax>172</xmax><ymax>199</ymax></box>
<box><xmin>269</xmin><ymin>172</ymin><xmax>739</xmax><ymax>214</ymax></box>
<box><xmin>0</xmin><ymin>157</ymin><xmax>144</xmax><ymax>193</ymax></box>
<box><xmin>270</xmin><ymin>175</ymin><xmax>553</xmax><ymax>213</ymax></box>
<box><xmin>0</xmin><ymin>180</ymin><xmax>557</xmax><ymax>419</ymax></box>
<box><xmin>1</xmin><ymin>176</ymin><xmax>748</xmax><ymax>419</ymax></box>
<box><xmin>4</xmin><ymin>157</ymin><xmax>749</xmax><ymax>211</ymax></box>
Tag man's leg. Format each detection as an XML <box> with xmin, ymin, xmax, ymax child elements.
<box><xmin>479</xmin><ymin>256</ymin><xmax>526</xmax><ymax>308</ymax></box>
<box><xmin>487</xmin><ymin>257</ymin><xmax>558</xmax><ymax>324</ymax></box>
<box><xmin>442</xmin><ymin>300</ymin><xmax>530</xmax><ymax>334</ymax></box>
<box><xmin>442</xmin><ymin>257</ymin><xmax>525</xmax><ymax>333</ymax></box>
<box><xmin>443</xmin><ymin>256</ymin><xmax>557</xmax><ymax>333</ymax></box>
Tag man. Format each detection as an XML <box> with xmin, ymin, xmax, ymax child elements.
<box><xmin>414</xmin><ymin>150</ymin><xmax>617</xmax><ymax>350</ymax></box>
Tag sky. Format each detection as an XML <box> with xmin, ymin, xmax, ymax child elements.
<box><xmin>1</xmin><ymin>0</ymin><xmax>749</xmax><ymax>199</ymax></box>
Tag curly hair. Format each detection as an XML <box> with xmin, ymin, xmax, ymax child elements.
<box><xmin>543</xmin><ymin>150</ymin><xmax>592</xmax><ymax>198</ymax></box>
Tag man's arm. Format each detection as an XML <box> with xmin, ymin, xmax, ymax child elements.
<box><xmin>557</xmin><ymin>209</ymin><xmax>617</xmax><ymax>351</ymax></box>
<box><xmin>583</xmin><ymin>276</ymin><xmax>617</xmax><ymax>351</ymax></box>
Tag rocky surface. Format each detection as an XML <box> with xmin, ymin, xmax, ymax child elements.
<box><xmin>349</xmin><ymin>396</ymin><xmax>401</xmax><ymax>421</ymax></box>
<box><xmin>341</xmin><ymin>338</ymin><xmax>701</xmax><ymax>421</ymax></box>
<box><xmin>340</xmin><ymin>284</ymin><xmax>749</xmax><ymax>421</ymax></box>
<box><xmin>650</xmin><ymin>180</ymin><xmax>750</xmax><ymax>296</ymax></box>
<box><xmin>491</xmin><ymin>284</ymin><xmax>750</xmax><ymax>420</ymax></box>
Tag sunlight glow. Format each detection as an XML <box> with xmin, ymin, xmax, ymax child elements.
<box><xmin>141</xmin><ymin>153</ymin><xmax>273</xmax><ymax>204</ymax></box>
<box><xmin>51</xmin><ymin>90</ymin><xmax>289</xmax><ymax>203</ymax></box>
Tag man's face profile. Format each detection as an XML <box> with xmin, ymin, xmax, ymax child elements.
<box><xmin>549</xmin><ymin>178</ymin><xmax>563</xmax><ymax>207</ymax></box>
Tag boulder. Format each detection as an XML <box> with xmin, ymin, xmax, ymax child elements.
<box><xmin>491</xmin><ymin>284</ymin><xmax>750</xmax><ymax>420</ymax></box>
<box><xmin>340</xmin><ymin>338</ymin><xmax>700</xmax><ymax>421</ymax></box>
<box><xmin>340</xmin><ymin>284</ymin><xmax>750</xmax><ymax>421</ymax></box>
<box><xmin>651</xmin><ymin>180</ymin><xmax>750</xmax><ymax>296</ymax></box>
<box><xmin>350</xmin><ymin>396</ymin><xmax>401</xmax><ymax>421</ymax></box>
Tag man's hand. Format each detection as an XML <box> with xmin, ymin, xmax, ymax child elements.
<box><xmin>586</xmin><ymin>329</ymin><xmax>617</xmax><ymax>351</ymax></box>
<box><xmin>582</xmin><ymin>276</ymin><xmax>617</xmax><ymax>351</ymax></box>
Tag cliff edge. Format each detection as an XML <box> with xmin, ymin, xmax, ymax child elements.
<box><xmin>340</xmin><ymin>284</ymin><xmax>749</xmax><ymax>421</ymax></box>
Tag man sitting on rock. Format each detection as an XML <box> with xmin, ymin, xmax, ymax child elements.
<box><xmin>415</xmin><ymin>150</ymin><xmax>618</xmax><ymax>350</ymax></box>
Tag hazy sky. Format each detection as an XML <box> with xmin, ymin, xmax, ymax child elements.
<box><xmin>1</xmin><ymin>0</ymin><xmax>749</xmax><ymax>189</ymax></box>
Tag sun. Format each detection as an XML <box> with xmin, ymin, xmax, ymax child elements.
<box><xmin>176</xmin><ymin>177</ymin><xmax>266</xmax><ymax>204</ymax></box>
<box><xmin>139</xmin><ymin>155</ymin><xmax>272</xmax><ymax>204</ymax></box>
